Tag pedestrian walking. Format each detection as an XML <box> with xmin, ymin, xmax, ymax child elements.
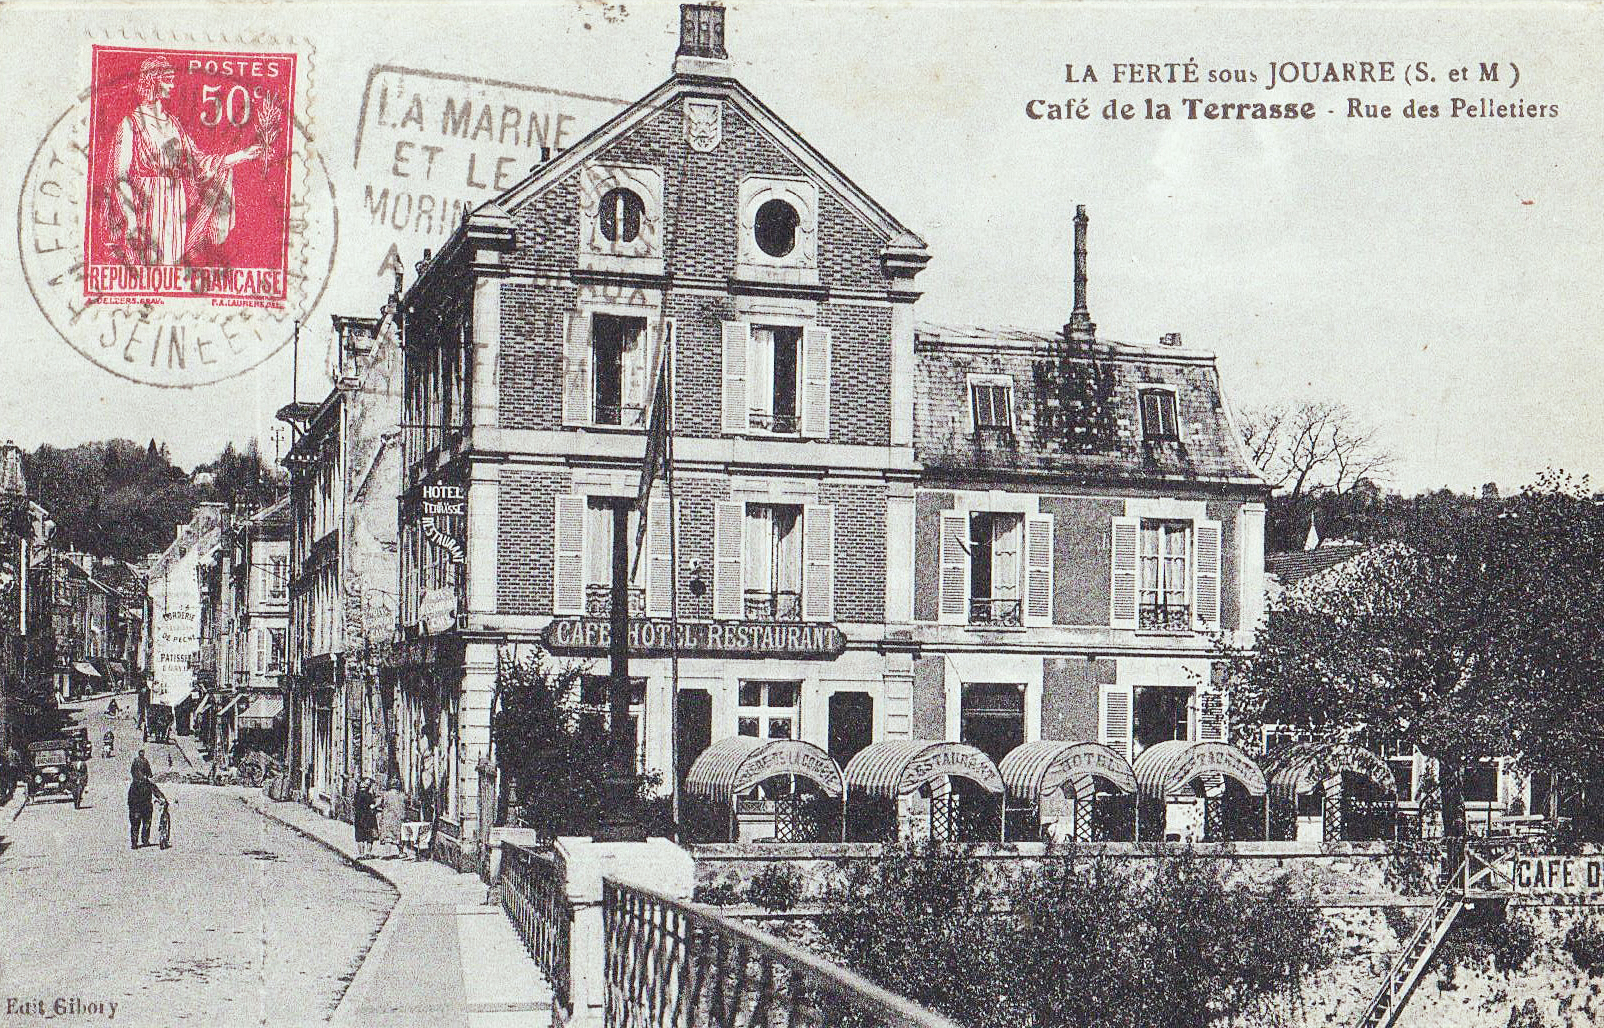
<box><xmin>353</xmin><ymin>776</ymin><xmax>377</xmax><ymax>858</ymax></box>
<box><xmin>127</xmin><ymin>767</ymin><xmax>164</xmax><ymax>849</ymax></box>
<box><xmin>377</xmin><ymin>778</ymin><xmax>406</xmax><ymax>859</ymax></box>
<box><xmin>157</xmin><ymin>795</ymin><xmax>173</xmax><ymax>849</ymax></box>
<box><xmin>103</xmin><ymin>729</ymin><xmax>115</xmax><ymax>758</ymax></box>
<box><xmin>130</xmin><ymin>749</ymin><xmax>152</xmax><ymax>783</ymax></box>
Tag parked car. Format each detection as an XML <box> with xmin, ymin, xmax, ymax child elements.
<box><xmin>27</xmin><ymin>740</ymin><xmax>86</xmax><ymax>807</ymax></box>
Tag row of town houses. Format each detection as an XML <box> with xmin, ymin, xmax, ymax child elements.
<box><xmin>150</xmin><ymin>5</ymin><xmax>1537</xmax><ymax>861</ymax></box>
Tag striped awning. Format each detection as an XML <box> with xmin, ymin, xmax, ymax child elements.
<box><xmin>1133</xmin><ymin>740</ymin><xmax>1267</xmax><ymax>800</ymax></box>
<box><xmin>998</xmin><ymin>741</ymin><xmax>1137</xmax><ymax>807</ymax></box>
<box><xmin>235</xmin><ymin>694</ymin><xmax>285</xmax><ymax>730</ymax></box>
<box><xmin>842</xmin><ymin>740</ymin><xmax>1004</xmax><ymax>802</ymax></box>
<box><xmin>683</xmin><ymin>737</ymin><xmax>844</xmax><ymax>808</ymax></box>
<box><xmin>1266</xmin><ymin>742</ymin><xmax>1397</xmax><ymax>806</ymax></box>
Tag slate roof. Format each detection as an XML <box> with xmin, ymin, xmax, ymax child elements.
<box><xmin>913</xmin><ymin>323</ymin><xmax>1267</xmax><ymax>490</ymax></box>
<box><xmin>1264</xmin><ymin>544</ymin><xmax>1368</xmax><ymax>586</ymax></box>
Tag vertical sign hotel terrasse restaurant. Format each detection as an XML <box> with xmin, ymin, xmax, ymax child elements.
<box><xmin>418</xmin><ymin>484</ymin><xmax>465</xmax><ymax>633</ymax></box>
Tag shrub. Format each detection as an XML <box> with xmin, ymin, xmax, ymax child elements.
<box><xmin>746</xmin><ymin>863</ymin><xmax>805</xmax><ymax>911</ymax></box>
<box><xmin>692</xmin><ymin>880</ymin><xmax>740</xmax><ymax>906</ymax></box>
<box><xmin>1563</xmin><ymin>916</ymin><xmax>1604</xmax><ymax>974</ymax></box>
<box><xmin>1436</xmin><ymin>904</ymin><xmax>1540</xmax><ymax>978</ymax></box>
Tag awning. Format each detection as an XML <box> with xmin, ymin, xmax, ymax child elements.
<box><xmin>998</xmin><ymin>740</ymin><xmax>1137</xmax><ymax>808</ymax></box>
<box><xmin>73</xmin><ymin>661</ymin><xmax>102</xmax><ymax>678</ymax></box>
<box><xmin>1266</xmin><ymin>742</ymin><xmax>1397</xmax><ymax>807</ymax></box>
<box><xmin>842</xmin><ymin>740</ymin><xmax>1004</xmax><ymax>802</ymax></box>
<box><xmin>215</xmin><ymin>693</ymin><xmax>247</xmax><ymax>721</ymax></box>
<box><xmin>192</xmin><ymin>693</ymin><xmax>215</xmax><ymax>718</ymax></box>
<box><xmin>684</xmin><ymin>737</ymin><xmax>844</xmax><ymax>808</ymax></box>
<box><xmin>1133</xmin><ymin>740</ymin><xmax>1267</xmax><ymax>800</ymax></box>
<box><xmin>236</xmin><ymin>694</ymin><xmax>285</xmax><ymax>730</ymax></box>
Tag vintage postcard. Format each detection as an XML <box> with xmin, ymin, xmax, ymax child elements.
<box><xmin>0</xmin><ymin>2</ymin><xmax>1600</xmax><ymax>1027</ymax></box>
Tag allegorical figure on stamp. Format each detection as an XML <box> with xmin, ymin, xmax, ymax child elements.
<box><xmin>105</xmin><ymin>55</ymin><xmax>265</xmax><ymax>266</ymax></box>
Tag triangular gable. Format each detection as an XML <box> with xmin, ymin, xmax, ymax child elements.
<box><xmin>489</xmin><ymin>74</ymin><xmax>925</xmax><ymax>247</ymax></box>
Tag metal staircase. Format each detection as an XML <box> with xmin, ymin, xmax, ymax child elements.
<box><xmin>1353</xmin><ymin>861</ymin><xmax>1468</xmax><ymax>1028</ymax></box>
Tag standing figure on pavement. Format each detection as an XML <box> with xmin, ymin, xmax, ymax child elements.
<box><xmin>377</xmin><ymin>778</ymin><xmax>406</xmax><ymax>859</ymax></box>
<box><xmin>157</xmin><ymin>794</ymin><xmax>174</xmax><ymax>849</ymax></box>
<box><xmin>127</xmin><ymin>759</ymin><xmax>164</xmax><ymax>849</ymax></box>
<box><xmin>130</xmin><ymin>749</ymin><xmax>152</xmax><ymax>783</ymax></box>
<box><xmin>103</xmin><ymin>729</ymin><xmax>115</xmax><ymax>758</ymax></box>
<box><xmin>353</xmin><ymin>776</ymin><xmax>377</xmax><ymax>859</ymax></box>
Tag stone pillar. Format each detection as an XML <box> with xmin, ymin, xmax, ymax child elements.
<box><xmin>554</xmin><ymin>836</ymin><xmax>696</xmax><ymax>1028</ymax></box>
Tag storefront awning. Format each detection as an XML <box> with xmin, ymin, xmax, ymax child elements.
<box><xmin>1133</xmin><ymin>740</ymin><xmax>1267</xmax><ymax>801</ymax></box>
<box><xmin>684</xmin><ymin>736</ymin><xmax>844</xmax><ymax>809</ymax></box>
<box><xmin>1266</xmin><ymin>742</ymin><xmax>1397</xmax><ymax>806</ymax></box>
<box><xmin>191</xmin><ymin>693</ymin><xmax>215</xmax><ymax>718</ymax></box>
<box><xmin>215</xmin><ymin>693</ymin><xmax>247</xmax><ymax>721</ymax></box>
<box><xmin>72</xmin><ymin>661</ymin><xmax>102</xmax><ymax>678</ymax></box>
<box><xmin>842</xmin><ymin>740</ymin><xmax>1004</xmax><ymax>802</ymax></box>
<box><xmin>235</xmin><ymin>694</ymin><xmax>285</xmax><ymax>730</ymax></box>
<box><xmin>998</xmin><ymin>740</ymin><xmax>1137</xmax><ymax>807</ymax></box>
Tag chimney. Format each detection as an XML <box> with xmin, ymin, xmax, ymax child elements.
<box><xmin>674</xmin><ymin>3</ymin><xmax>731</xmax><ymax>77</ymax></box>
<box><xmin>1065</xmin><ymin>205</ymin><xmax>1096</xmax><ymax>344</ymax></box>
<box><xmin>1160</xmin><ymin>332</ymin><xmax>1182</xmax><ymax>348</ymax></box>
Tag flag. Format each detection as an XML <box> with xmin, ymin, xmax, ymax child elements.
<box><xmin>631</xmin><ymin>320</ymin><xmax>674</xmax><ymax>577</ymax></box>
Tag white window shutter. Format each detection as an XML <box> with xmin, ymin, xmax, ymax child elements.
<box><xmin>646</xmin><ymin>496</ymin><xmax>672</xmax><ymax>617</ymax></box>
<box><xmin>1024</xmin><ymin>513</ymin><xmax>1054</xmax><ymax>626</ymax></box>
<box><xmin>937</xmin><ymin>511</ymin><xmax>970</xmax><ymax>625</ymax></box>
<box><xmin>803</xmin><ymin>504</ymin><xmax>835</xmax><ymax>621</ymax></box>
<box><xmin>801</xmin><ymin>326</ymin><xmax>832</xmax><ymax>439</ymax></box>
<box><xmin>713</xmin><ymin>501</ymin><xmax>745</xmax><ymax>620</ymax></box>
<box><xmin>1110</xmin><ymin>516</ymin><xmax>1140</xmax><ymax>629</ymax></box>
<box><xmin>1100</xmin><ymin>684</ymin><xmax>1134</xmax><ymax>760</ymax></box>
<box><xmin>1197</xmin><ymin>688</ymin><xmax>1226</xmax><ymax>742</ymax></box>
<box><xmin>721</xmin><ymin>321</ymin><xmax>749</xmax><ymax>434</ymax></box>
<box><xmin>553</xmin><ymin>495</ymin><xmax>587</xmax><ymax>614</ymax></box>
<box><xmin>561</xmin><ymin>313</ymin><xmax>592</xmax><ymax>426</ymax></box>
<box><xmin>1193</xmin><ymin>519</ymin><xmax>1223</xmax><ymax>631</ymax></box>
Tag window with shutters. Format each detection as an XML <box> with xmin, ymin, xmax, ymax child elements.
<box><xmin>738</xmin><ymin>681</ymin><xmax>800</xmax><ymax>741</ymax></box>
<box><xmin>266</xmin><ymin>627</ymin><xmax>286</xmax><ymax>673</ymax></box>
<box><xmin>967</xmin><ymin>512</ymin><xmax>1024</xmax><ymax>626</ymax></box>
<box><xmin>1138</xmin><ymin>520</ymin><xmax>1191</xmax><ymax>631</ymax></box>
<box><xmin>1139</xmin><ymin>389</ymin><xmax>1179</xmax><ymax>441</ymax></box>
<box><xmin>1133</xmin><ymin>685</ymin><xmax>1194</xmax><ymax>756</ymax></box>
<box><xmin>748</xmin><ymin>325</ymin><xmax>802</xmax><ymax>434</ymax></box>
<box><xmin>744</xmin><ymin>504</ymin><xmax>803</xmax><ymax>622</ymax></box>
<box><xmin>591</xmin><ymin>313</ymin><xmax>649</xmax><ymax>427</ymax></box>
<box><xmin>582</xmin><ymin>497</ymin><xmax>645</xmax><ymax>618</ymax></box>
<box><xmin>968</xmin><ymin>378</ymin><xmax>1013</xmax><ymax>435</ymax></box>
<box><xmin>579</xmin><ymin>675</ymin><xmax>647</xmax><ymax>771</ymax></box>
<box><xmin>961</xmin><ymin>683</ymin><xmax>1025</xmax><ymax>766</ymax></box>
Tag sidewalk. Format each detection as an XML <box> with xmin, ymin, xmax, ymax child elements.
<box><xmin>246</xmin><ymin>793</ymin><xmax>553</xmax><ymax>1028</ymax></box>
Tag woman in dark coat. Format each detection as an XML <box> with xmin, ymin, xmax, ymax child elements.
<box><xmin>353</xmin><ymin>776</ymin><xmax>378</xmax><ymax>858</ymax></box>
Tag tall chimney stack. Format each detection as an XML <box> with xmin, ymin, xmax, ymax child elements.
<box><xmin>674</xmin><ymin>3</ymin><xmax>731</xmax><ymax>76</ymax></box>
<box><xmin>1066</xmin><ymin>205</ymin><xmax>1096</xmax><ymax>344</ymax></box>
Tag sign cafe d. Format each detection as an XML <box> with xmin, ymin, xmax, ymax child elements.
<box><xmin>543</xmin><ymin>617</ymin><xmax>847</xmax><ymax>660</ymax></box>
<box><xmin>421</xmin><ymin>484</ymin><xmax>465</xmax><ymax>563</ymax></box>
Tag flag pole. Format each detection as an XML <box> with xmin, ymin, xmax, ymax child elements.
<box><xmin>666</xmin><ymin>336</ymin><xmax>682</xmax><ymax>832</ymax></box>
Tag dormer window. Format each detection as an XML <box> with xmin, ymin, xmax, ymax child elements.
<box><xmin>1140</xmin><ymin>389</ymin><xmax>1178</xmax><ymax>441</ymax></box>
<box><xmin>599</xmin><ymin>188</ymin><xmax>644</xmax><ymax>243</ymax></box>
<box><xmin>736</xmin><ymin>177</ymin><xmax>818</xmax><ymax>284</ymax></box>
<box><xmin>970</xmin><ymin>379</ymin><xmax>1013</xmax><ymax>434</ymax></box>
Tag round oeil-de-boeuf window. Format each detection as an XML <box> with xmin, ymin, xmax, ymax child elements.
<box><xmin>754</xmin><ymin>198</ymin><xmax>800</xmax><ymax>257</ymax></box>
<box><xmin>599</xmin><ymin>187</ymin><xmax>645</xmax><ymax>243</ymax></box>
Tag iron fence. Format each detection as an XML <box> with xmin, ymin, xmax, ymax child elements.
<box><xmin>603</xmin><ymin>877</ymin><xmax>962</xmax><ymax>1028</ymax></box>
<box><xmin>500</xmin><ymin>842</ymin><xmax>572</xmax><ymax>1009</ymax></box>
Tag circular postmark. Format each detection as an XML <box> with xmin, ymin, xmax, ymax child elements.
<box><xmin>18</xmin><ymin>47</ymin><xmax>337</xmax><ymax>389</ymax></box>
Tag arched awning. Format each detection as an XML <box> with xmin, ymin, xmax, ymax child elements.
<box><xmin>998</xmin><ymin>741</ymin><xmax>1137</xmax><ymax>807</ymax></box>
<box><xmin>842</xmin><ymin>740</ymin><xmax>1004</xmax><ymax>802</ymax></box>
<box><xmin>1266</xmin><ymin>742</ymin><xmax>1397</xmax><ymax>807</ymax></box>
<box><xmin>683</xmin><ymin>736</ymin><xmax>844</xmax><ymax>809</ymax></box>
<box><xmin>1133</xmin><ymin>740</ymin><xmax>1267</xmax><ymax>800</ymax></box>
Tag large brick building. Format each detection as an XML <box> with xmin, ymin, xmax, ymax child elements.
<box><xmin>396</xmin><ymin>5</ymin><xmax>1269</xmax><ymax>857</ymax></box>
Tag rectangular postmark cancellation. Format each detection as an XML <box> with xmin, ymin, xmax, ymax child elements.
<box><xmin>84</xmin><ymin>45</ymin><xmax>297</xmax><ymax>307</ymax></box>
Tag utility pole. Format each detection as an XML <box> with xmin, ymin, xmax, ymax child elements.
<box><xmin>595</xmin><ymin>500</ymin><xmax>644</xmax><ymax>842</ymax></box>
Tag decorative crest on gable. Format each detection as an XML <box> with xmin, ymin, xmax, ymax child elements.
<box><xmin>683</xmin><ymin>98</ymin><xmax>723</xmax><ymax>152</ymax></box>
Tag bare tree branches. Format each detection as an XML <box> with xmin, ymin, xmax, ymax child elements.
<box><xmin>1242</xmin><ymin>401</ymin><xmax>1393</xmax><ymax>504</ymax></box>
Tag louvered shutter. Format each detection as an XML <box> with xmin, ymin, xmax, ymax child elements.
<box><xmin>1100</xmin><ymin>684</ymin><xmax>1134</xmax><ymax>760</ymax></box>
<box><xmin>721</xmin><ymin>321</ymin><xmax>749</xmax><ymax>434</ymax></box>
<box><xmin>937</xmin><ymin>511</ymin><xmax>970</xmax><ymax>625</ymax></box>
<box><xmin>553</xmin><ymin>495</ymin><xmax>587</xmax><ymax>614</ymax></box>
<box><xmin>801</xmin><ymin>325</ymin><xmax>831</xmax><ymax>439</ymax></box>
<box><xmin>713</xmin><ymin>501</ymin><xmax>745</xmax><ymax>620</ymax></box>
<box><xmin>1024</xmin><ymin>513</ymin><xmax>1054</xmax><ymax>626</ymax></box>
<box><xmin>802</xmin><ymin>504</ymin><xmax>834</xmax><ymax>621</ymax></box>
<box><xmin>1197</xmin><ymin>689</ymin><xmax>1226</xmax><ymax>742</ymax></box>
<box><xmin>1192</xmin><ymin>519</ymin><xmax>1222</xmax><ymax>631</ymax></box>
<box><xmin>1109</xmin><ymin>516</ymin><xmax>1140</xmax><ymax>629</ymax></box>
<box><xmin>561</xmin><ymin>313</ymin><xmax>592</xmax><ymax>426</ymax></box>
<box><xmin>645</xmin><ymin>496</ymin><xmax>672</xmax><ymax>616</ymax></box>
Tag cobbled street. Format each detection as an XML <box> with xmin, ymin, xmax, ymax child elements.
<box><xmin>0</xmin><ymin>696</ymin><xmax>394</xmax><ymax>1027</ymax></box>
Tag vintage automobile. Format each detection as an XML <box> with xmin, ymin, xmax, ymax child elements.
<box><xmin>27</xmin><ymin>739</ymin><xmax>87</xmax><ymax>807</ymax></box>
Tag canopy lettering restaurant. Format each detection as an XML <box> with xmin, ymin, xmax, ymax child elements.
<box><xmin>392</xmin><ymin>3</ymin><xmax>1408</xmax><ymax>862</ymax></box>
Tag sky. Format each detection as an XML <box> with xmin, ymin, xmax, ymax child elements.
<box><xmin>0</xmin><ymin>0</ymin><xmax>1599</xmax><ymax>496</ymax></box>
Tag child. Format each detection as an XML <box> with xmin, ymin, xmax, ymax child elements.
<box><xmin>157</xmin><ymin>796</ymin><xmax>173</xmax><ymax>850</ymax></box>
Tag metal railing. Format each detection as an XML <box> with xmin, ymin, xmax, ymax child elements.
<box><xmin>500</xmin><ymin>843</ymin><xmax>572</xmax><ymax>1009</ymax></box>
<box><xmin>603</xmin><ymin>878</ymin><xmax>962</xmax><ymax>1028</ymax></box>
<box><xmin>748</xmin><ymin>411</ymin><xmax>800</xmax><ymax>435</ymax></box>
<box><xmin>743</xmin><ymin>590</ymin><xmax>802</xmax><ymax>623</ymax></box>
<box><xmin>587</xmin><ymin>584</ymin><xmax>647</xmax><ymax>618</ymax></box>
<box><xmin>1138</xmin><ymin>602</ymin><xmax>1191</xmax><ymax>632</ymax></box>
<box><xmin>967</xmin><ymin>597</ymin><xmax>1022</xmax><ymax>627</ymax></box>
<box><xmin>1354</xmin><ymin>855</ymin><xmax>1469</xmax><ymax>1028</ymax></box>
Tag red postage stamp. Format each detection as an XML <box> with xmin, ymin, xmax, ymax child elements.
<box><xmin>84</xmin><ymin>45</ymin><xmax>297</xmax><ymax>306</ymax></box>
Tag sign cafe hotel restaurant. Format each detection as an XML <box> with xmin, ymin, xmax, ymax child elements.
<box><xmin>392</xmin><ymin>5</ymin><xmax>1267</xmax><ymax>858</ymax></box>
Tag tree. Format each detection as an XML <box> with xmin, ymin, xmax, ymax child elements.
<box><xmin>1239</xmin><ymin>401</ymin><xmax>1394</xmax><ymax>549</ymax></box>
<box><xmin>1221</xmin><ymin>473</ymin><xmax>1604</xmax><ymax>867</ymax></box>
